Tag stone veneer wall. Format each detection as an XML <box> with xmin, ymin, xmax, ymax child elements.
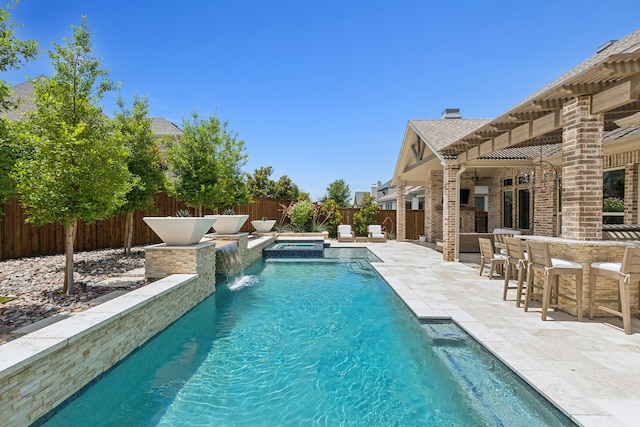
<box><xmin>1</xmin><ymin>242</ymin><xmax>219</xmax><ymax>426</ymax></box>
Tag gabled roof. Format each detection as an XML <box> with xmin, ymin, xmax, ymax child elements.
<box><xmin>393</xmin><ymin>117</ymin><xmax>490</xmax><ymax>185</ymax></box>
<box><xmin>409</xmin><ymin>118</ymin><xmax>491</xmax><ymax>153</ymax></box>
<box><xmin>1</xmin><ymin>78</ymin><xmax>183</xmax><ymax>138</ymax></box>
<box><xmin>1</xmin><ymin>78</ymin><xmax>41</xmax><ymax>121</ymax></box>
<box><xmin>150</xmin><ymin>118</ymin><xmax>182</xmax><ymax>137</ymax></box>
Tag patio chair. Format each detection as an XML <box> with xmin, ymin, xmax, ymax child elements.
<box><xmin>589</xmin><ymin>246</ymin><xmax>640</xmax><ymax>334</ymax></box>
<box><xmin>524</xmin><ymin>240</ymin><xmax>583</xmax><ymax>321</ymax></box>
<box><xmin>478</xmin><ymin>237</ymin><xmax>507</xmax><ymax>279</ymax></box>
<box><xmin>337</xmin><ymin>224</ymin><xmax>355</xmax><ymax>242</ymax></box>
<box><xmin>503</xmin><ymin>237</ymin><xmax>528</xmax><ymax>306</ymax></box>
<box><xmin>367</xmin><ymin>225</ymin><xmax>387</xmax><ymax>243</ymax></box>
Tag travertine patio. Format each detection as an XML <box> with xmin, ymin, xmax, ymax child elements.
<box><xmin>363</xmin><ymin>240</ymin><xmax>640</xmax><ymax>427</ymax></box>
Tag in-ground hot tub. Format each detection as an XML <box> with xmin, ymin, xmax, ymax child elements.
<box><xmin>262</xmin><ymin>239</ymin><xmax>330</xmax><ymax>258</ymax></box>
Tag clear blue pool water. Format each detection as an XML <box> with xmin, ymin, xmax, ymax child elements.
<box><xmin>39</xmin><ymin>256</ymin><xmax>573</xmax><ymax>426</ymax></box>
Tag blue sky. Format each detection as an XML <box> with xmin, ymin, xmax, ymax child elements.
<box><xmin>4</xmin><ymin>1</ymin><xmax>640</xmax><ymax>201</ymax></box>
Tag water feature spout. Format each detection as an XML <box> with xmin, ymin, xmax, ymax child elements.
<box><xmin>217</xmin><ymin>242</ymin><xmax>244</xmax><ymax>283</ymax></box>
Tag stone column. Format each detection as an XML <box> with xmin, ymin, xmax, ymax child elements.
<box><xmin>396</xmin><ymin>179</ymin><xmax>406</xmax><ymax>241</ymax></box>
<box><xmin>561</xmin><ymin>96</ymin><xmax>604</xmax><ymax>240</ymax></box>
<box><xmin>442</xmin><ymin>163</ymin><xmax>459</xmax><ymax>261</ymax></box>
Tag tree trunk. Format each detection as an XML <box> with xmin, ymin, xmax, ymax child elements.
<box><xmin>63</xmin><ymin>224</ymin><xmax>75</xmax><ymax>295</ymax></box>
<box><xmin>124</xmin><ymin>212</ymin><xmax>134</xmax><ymax>253</ymax></box>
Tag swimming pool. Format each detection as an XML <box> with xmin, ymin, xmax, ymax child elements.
<box><xmin>38</xmin><ymin>255</ymin><xmax>573</xmax><ymax>426</ymax></box>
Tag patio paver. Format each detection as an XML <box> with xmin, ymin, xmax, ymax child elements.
<box><xmin>362</xmin><ymin>241</ymin><xmax>640</xmax><ymax>427</ymax></box>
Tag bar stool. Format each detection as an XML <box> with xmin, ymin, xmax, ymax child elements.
<box><xmin>478</xmin><ymin>237</ymin><xmax>507</xmax><ymax>279</ymax></box>
<box><xmin>524</xmin><ymin>240</ymin><xmax>584</xmax><ymax>321</ymax></box>
<box><xmin>503</xmin><ymin>237</ymin><xmax>528</xmax><ymax>306</ymax></box>
<box><xmin>589</xmin><ymin>246</ymin><xmax>640</xmax><ymax>334</ymax></box>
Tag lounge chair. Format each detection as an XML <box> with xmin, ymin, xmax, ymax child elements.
<box><xmin>337</xmin><ymin>224</ymin><xmax>355</xmax><ymax>242</ymax></box>
<box><xmin>367</xmin><ymin>225</ymin><xmax>387</xmax><ymax>243</ymax></box>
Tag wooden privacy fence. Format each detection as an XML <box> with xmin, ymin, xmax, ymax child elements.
<box><xmin>0</xmin><ymin>195</ymin><xmax>425</xmax><ymax>260</ymax></box>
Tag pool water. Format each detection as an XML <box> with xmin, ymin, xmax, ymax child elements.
<box><xmin>39</xmin><ymin>257</ymin><xmax>573</xmax><ymax>426</ymax></box>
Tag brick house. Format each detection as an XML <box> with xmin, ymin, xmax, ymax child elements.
<box><xmin>393</xmin><ymin>30</ymin><xmax>640</xmax><ymax>262</ymax></box>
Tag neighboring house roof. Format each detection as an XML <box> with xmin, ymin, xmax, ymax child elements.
<box><xmin>1</xmin><ymin>79</ymin><xmax>183</xmax><ymax>138</ymax></box>
<box><xmin>353</xmin><ymin>191</ymin><xmax>368</xmax><ymax>207</ymax></box>
<box><xmin>377</xmin><ymin>185</ymin><xmax>424</xmax><ymax>203</ymax></box>
<box><xmin>1</xmin><ymin>78</ymin><xmax>41</xmax><ymax>121</ymax></box>
<box><xmin>151</xmin><ymin>118</ymin><xmax>183</xmax><ymax>137</ymax></box>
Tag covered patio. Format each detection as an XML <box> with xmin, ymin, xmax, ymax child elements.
<box><xmin>393</xmin><ymin>29</ymin><xmax>640</xmax><ymax>261</ymax></box>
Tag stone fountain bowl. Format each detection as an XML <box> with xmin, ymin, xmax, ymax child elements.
<box><xmin>205</xmin><ymin>214</ymin><xmax>249</xmax><ymax>234</ymax></box>
<box><xmin>143</xmin><ymin>217</ymin><xmax>217</xmax><ymax>246</ymax></box>
<box><xmin>251</xmin><ymin>219</ymin><xmax>276</xmax><ymax>233</ymax></box>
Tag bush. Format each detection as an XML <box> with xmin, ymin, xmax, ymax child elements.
<box><xmin>288</xmin><ymin>200</ymin><xmax>314</xmax><ymax>231</ymax></box>
<box><xmin>353</xmin><ymin>194</ymin><xmax>379</xmax><ymax>236</ymax></box>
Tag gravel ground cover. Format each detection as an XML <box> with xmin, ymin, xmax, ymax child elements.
<box><xmin>0</xmin><ymin>247</ymin><xmax>147</xmax><ymax>344</ymax></box>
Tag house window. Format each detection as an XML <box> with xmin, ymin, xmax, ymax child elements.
<box><xmin>603</xmin><ymin>168</ymin><xmax>625</xmax><ymax>224</ymax></box>
<box><xmin>518</xmin><ymin>189</ymin><xmax>530</xmax><ymax>230</ymax></box>
<box><xmin>503</xmin><ymin>190</ymin><xmax>513</xmax><ymax>228</ymax></box>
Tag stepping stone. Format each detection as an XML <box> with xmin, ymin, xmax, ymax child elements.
<box><xmin>12</xmin><ymin>312</ymin><xmax>72</xmax><ymax>335</ymax></box>
<box><xmin>89</xmin><ymin>290</ymin><xmax>129</xmax><ymax>304</ymax></box>
<box><xmin>97</xmin><ymin>277</ymin><xmax>142</xmax><ymax>288</ymax></box>
<box><xmin>125</xmin><ymin>268</ymin><xmax>145</xmax><ymax>276</ymax></box>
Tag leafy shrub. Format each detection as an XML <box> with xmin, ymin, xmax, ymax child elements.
<box><xmin>319</xmin><ymin>199</ymin><xmax>342</xmax><ymax>237</ymax></box>
<box><xmin>353</xmin><ymin>193</ymin><xmax>380</xmax><ymax>236</ymax></box>
<box><xmin>288</xmin><ymin>200</ymin><xmax>314</xmax><ymax>231</ymax></box>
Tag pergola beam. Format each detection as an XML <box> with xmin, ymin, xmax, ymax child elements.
<box><xmin>591</xmin><ymin>76</ymin><xmax>640</xmax><ymax>114</ymax></box>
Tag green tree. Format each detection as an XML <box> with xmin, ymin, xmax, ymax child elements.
<box><xmin>353</xmin><ymin>193</ymin><xmax>380</xmax><ymax>236</ymax></box>
<box><xmin>247</xmin><ymin>166</ymin><xmax>276</xmax><ymax>198</ymax></box>
<box><xmin>273</xmin><ymin>175</ymin><xmax>297</xmax><ymax>199</ymax></box>
<box><xmin>247</xmin><ymin>166</ymin><xmax>298</xmax><ymax>200</ymax></box>
<box><xmin>0</xmin><ymin>2</ymin><xmax>38</xmax><ymax>212</ymax></box>
<box><xmin>167</xmin><ymin>110</ymin><xmax>250</xmax><ymax>215</ymax></box>
<box><xmin>114</xmin><ymin>94</ymin><xmax>167</xmax><ymax>253</ymax></box>
<box><xmin>12</xmin><ymin>18</ymin><xmax>130</xmax><ymax>295</ymax></box>
<box><xmin>322</xmin><ymin>179</ymin><xmax>351</xmax><ymax>207</ymax></box>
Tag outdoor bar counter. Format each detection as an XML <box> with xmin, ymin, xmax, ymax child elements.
<box><xmin>520</xmin><ymin>235</ymin><xmax>640</xmax><ymax>318</ymax></box>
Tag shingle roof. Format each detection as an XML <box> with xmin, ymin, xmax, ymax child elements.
<box><xmin>445</xmin><ymin>29</ymin><xmax>640</xmax><ymax>158</ymax></box>
<box><xmin>479</xmin><ymin>143</ymin><xmax>562</xmax><ymax>161</ymax></box>
<box><xmin>150</xmin><ymin>118</ymin><xmax>182</xmax><ymax>137</ymax></box>
<box><xmin>409</xmin><ymin>118</ymin><xmax>490</xmax><ymax>152</ymax></box>
<box><xmin>1</xmin><ymin>78</ymin><xmax>40</xmax><ymax>121</ymax></box>
<box><xmin>2</xmin><ymin>79</ymin><xmax>183</xmax><ymax>139</ymax></box>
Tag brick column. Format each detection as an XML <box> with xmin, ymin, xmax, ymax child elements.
<box><xmin>561</xmin><ymin>96</ymin><xmax>604</xmax><ymax>240</ymax></box>
<box><xmin>396</xmin><ymin>179</ymin><xmax>406</xmax><ymax>241</ymax></box>
<box><xmin>424</xmin><ymin>176</ymin><xmax>432</xmax><ymax>241</ymax></box>
<box><xmin>442</xmin><ymin>163</ymin><xmax>459</xmax><ymax>261</ymax></box>
<box><xmin>624</xmin><ymin>163</ymin><xmax>638</xmax><ymax>224</ymax></box>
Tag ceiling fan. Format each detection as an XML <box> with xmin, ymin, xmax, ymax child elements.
<box><xmin>470</xmin><ymin>168</ymin><xmax>492</xmax><ymax>182</ymax></box>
